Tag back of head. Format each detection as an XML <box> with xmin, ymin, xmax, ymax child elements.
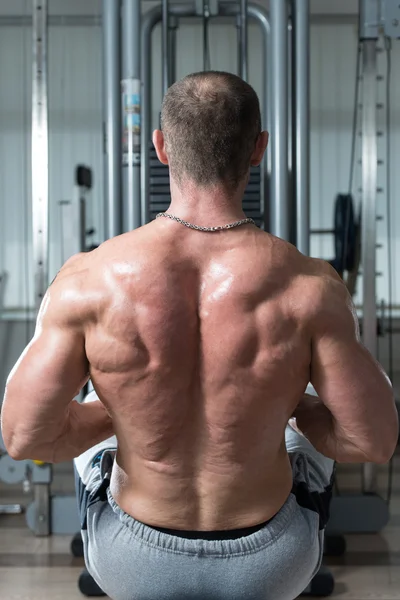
<box><xmin>161</xmin><ymin>71</ymin><xmax>261</xmax><ymax>190</ymax></box>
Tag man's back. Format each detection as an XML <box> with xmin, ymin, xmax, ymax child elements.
<box><xmin>2</xmin><ymin>71</ymin><xmax>397</xmax><ymax>600</ymax></box>
<box><xmin>83</xmin><ymin>221</ymin><xmax>318</xmax><ymax>530</ymax></box>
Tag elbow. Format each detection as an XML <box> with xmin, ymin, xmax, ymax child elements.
<box><xmin>2</xmin><ymin>420</ymin><xmax>39</xmax><ymax>462</ymax></box>
<box><xmin>369</xmin><ymin>440</ymin><xmax>398</xmax><ymax>465</ymax></box>
<box><xmin>2</xmin><ymin>431</ymin><xmax>32</xmax><ymax>462</ymax></box>
<box><xmin>3</xmin><ymin>441</ymin><xmax>28</xmax><ymax>462</ymax></box>
<box><xmin>369</xmin><ymin>449</ymin><xmax>396</xmax><ymax>465</ymax></box>
<box><xmin>367</xmin><ymin>430</ymin><xmax>398</xmax><ymax>465</ymax></box>
<box><xmin>7</xmin><ymin>446</ymin><xmax>30</xmax><ymax>462</ymax></box>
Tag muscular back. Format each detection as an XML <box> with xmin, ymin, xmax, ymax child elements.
<box><xmin>83</xmin><ymin>221</ymin><xmax>318</xmax><ymax>530</ymax></box>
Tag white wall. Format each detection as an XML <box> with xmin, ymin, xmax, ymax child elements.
<box><xmin>0</xmin><ymin>15</ymin><xmax>399</xmax><ymax>312</ymax></box>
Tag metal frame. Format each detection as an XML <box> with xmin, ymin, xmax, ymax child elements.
<box><xmin>0</xmin><ymin>272</ymin><xmax>23</xmax><ymax>518</ymax></box>
<box><xmin>361</xmin><ymin>39</ymin><xmax>379</xmax><ymax>492</ymax></box>
<box><xmin>269</xmin><ymin>0</ymin><xmax>289</xmax><ymax>241</ymax></box>
<box><xmin>292</xmin><ymin>0</ymin><xmax>310</xmax><ymax>255</ymax></box>
<box><xmin>102</xmin><ymin>0</ymin><xmax>123</xmax><ymax>239</ymax></box>
<box><xmin>0</xmin><ymin>14</ymin><xmax>367</xmax><ymax>28</ymax></box>
<box><xmin>122</xmin><ymin>0</ymin><xmax>142</xmax><ymax>232</ymax></box>
<box><xmin>140</xmin><ymin>2</ymin><xmax>270</xmax><ymax>229</ymax></box>
<box><xmin>321</xmin><ymin>0</ymin><xmax>391</xmax><ymax>535</ymax></box>
<box><xmin>168</xmin><ymin>16</ymin><xmax>179</xmax><ymax>84</ymax></box>
<box><xmin>162</xmin><ymin>0</ymin><xmax>171</xmax><ymax>95</ymax></box>
<box><xmin>238</xmin><ymin>0</ymin><xmax>248</xmax><ymax>80</ymax></box>
<box><xmin>31</xmin><ymin>0</ymin><xmax>50</xmax><ymax>537</ymax></box>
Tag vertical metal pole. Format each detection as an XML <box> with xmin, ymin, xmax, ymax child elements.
<box><xmin>238</xmin><ymin>0</ymin><xmax>248</xmax><ymax>81</ymax></box>
<box><xmin>288</xmin><ymin>20</ymin><xmax>295</xmax><ymax>244</ymax></box>
<box><xmin>32</xmin><ymin>0</ymin><xmax>51</xmax><ymax>536</ymax></box>
<box><xmin>226</xmin><ymin>3</ymin><xmax>270</xmax><ymax>229</ymax></box>
<box><xmin>361</xmin><ymin>39</ymin><xmax>378</xmax><ymax>493</ymax></box>
<box><xmin>168</xmin><ymin>16</ymin><xmax>178</xmax><ymax>84</ymax></box>
<box><xmin>141</xmin><ymin>5</ymin><xmax>195</xmax><ymax>226</ymax></box>
<box><xmin>162</xmin><ymin>0</ymin><xmax>170</xmax><ymax>95</ymax></box>
<box><xmin>293</xmin><ymin>0</ymin><xmax>310</xmax><ymax>255</ymax></box>
<box><xmin>248</xmin><ymin>4</ymin><xmax>271</xmax><ymax>230</ymax></box>
<box><xmin>141</xmin><ymin>7</ymin><xmax>160</xmax><ymax>226</ymax></box>
<box><xmin>236</xmin><ymin>15</ymin><xmax>242</xmax><ymax>77</ymax></box>
<box><xmin>202</xmin><ymin>1</ymin><xmax>211</xmax><ymax>72</ymax></box>
<box><xmin>122</xmin><ymin>0</ymin><xmax>141</xmax><ymax>232</ymax></box>
<box><xmin>270</xmin><ymin>0</ymin><xmax>289</xmax><ymax>240</ymax></box>
<box><xmin>103</xmin><ymin>0</ymin><xmax>122</xmax><ymax>239</ymax></box>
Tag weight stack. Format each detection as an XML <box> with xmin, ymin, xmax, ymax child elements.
<box><xmin>149</xmin><ymin>146</ymin><xmax>263</xmax><ymax>227</ymax></box>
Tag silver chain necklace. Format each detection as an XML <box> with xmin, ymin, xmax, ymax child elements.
<box><xmin>156</xmin><ymin>212</ymin><xmax>255</xmax><ymax>232</ymax></box>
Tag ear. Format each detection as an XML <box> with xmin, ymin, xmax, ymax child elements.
<box><xmin>153</xmin><ymin>130</ymin><xmax>169</xmax><ymax>165</ymax></box>
<box><xmin>250</xmin><ymin>131</ymin><xmax>269</xmax><ymax>167</ymax></box>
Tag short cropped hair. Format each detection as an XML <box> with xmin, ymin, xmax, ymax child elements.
<box><xmin>160</xmin><ymin>71</ymin><xmax>261</xmax><ymax>189</ymax></box>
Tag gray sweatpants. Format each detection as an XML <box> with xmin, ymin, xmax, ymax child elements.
<box><xmin>74</xmin><ymin>391</ymin><xmax>334</xmax><ymax>600</ymax></box>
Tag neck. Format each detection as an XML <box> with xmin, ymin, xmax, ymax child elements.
<box><xmin>167</xmin><ymin>177</ymin><xmax>247</xmax><ymax>227</ymax></box>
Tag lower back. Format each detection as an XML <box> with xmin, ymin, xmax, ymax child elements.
<box><xmin>109</xmin><ymin>433</ymin><xmax>294</xmax><ymax>530</ymax></box>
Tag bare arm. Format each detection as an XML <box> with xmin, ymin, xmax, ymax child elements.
<box><xmin>1</xmin><ymin>259</ymin><xmax>114</xmax><ymax>463</ymax></box>
<box><xmin>294</xmin><ymin>266</ymin><xmax>398</xmax><ymax>464</ymax></box>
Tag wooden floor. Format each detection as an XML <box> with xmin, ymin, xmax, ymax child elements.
<box><xmin>0</xmin><ymin>457</ymin><xmax>399</xmax><ymax>599</ymax></box>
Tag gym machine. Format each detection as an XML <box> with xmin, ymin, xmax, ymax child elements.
<box><xmin>141</xmin><ymin>2</ymin><xmax>267</xmax><ymax>229</ymax></box>
<box><xmin>2</xmin><ymin>0</ymin><xmax>82</xmax><ymax>538</ymax></box>
<box><xmin>0</xmin><ymin>271</ymin><xmax>23</xmax><ymax>518</ymax></box>
<box><xmin>322</xmin><ymin>0</ymin><xmax>400</xmax><ymax>538</ymax></box>
<box><xmin>60</xmin><ymin>166</ymin><xmax>95</xmax><ymax>264</ymax></box>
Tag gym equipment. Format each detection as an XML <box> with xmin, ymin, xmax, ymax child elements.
<box><xmin>0</xmin><ymin>455</ymin><xmax>28</xmax><ymax>485</ymax></box>
<box><xmin>148</xmin><ymin>146</ymin><xmax>263</xmax><ymax>227</ymax></box>
<box><xmin>301</xmin><ymin>566</ymin><xmax>335</xmax><ymax>597</ymax></box>
<box><xmin>324</xmin><ymin>534</ymin><xmax>347</xmax><ymax>558</ymax></box>
<box><xmin>196</xmin><ymin>0</ymin><xmax>218</xmax><ymax>71</ymax></box>
<box><xmin>60</xmin><ymin>165</ymin><xmax>94</xmax><ymax>263</ymax></box>
<box><xmin>310</xmin><ymin>194</ymin><xmax>357</xmax><ymax>277</ymax></box>
<box><xmin>78</xmin><ymin>569</ymin><xmax>107</xmax><ymax>597</ymax></box>
<box><xmin>0</xmin><ymin>165</ymin><xmax>94</xmax><ymax>537</ymax></box>
<box><xmin>71</xmin><ymin>531</ymin><xmax>84</xmax><ymax>558</ymax></box>
<box><xmin>0</xmin><ymin>272</ymin><xmax>24</xmax><ymax>518</ymax></box>
<box><xmin>140</xmin><ymin>1</ymin><xmax>270</xmax><ymax>227</ymax></box>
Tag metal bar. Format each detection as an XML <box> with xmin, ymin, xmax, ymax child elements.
<box><xmin>236</xmin><ymin>15</ymin><xmax>241</xmax><ymax>77</ymax></box>
<box><xmin>288</xmin><ymin>18</ymin><xmax>295</xmax><ymax>245</ymax></box>
<box><xmin>239</xmin><ymin>0</ymin><xmax>248</xmax><ymax>81</ymax></box>
<box><xmin>122</xmin><ymin>0</ymin><xmax>142</xmax><ymax>233</ymax></box>
<box><xmin>203</xmin><ymin>1</ymin><xmax>210</xmax><ymax>72</ymax></box>
<box><xmin>103</xmin><ymin>0</ymin><xmax>122</xmax><ymax>239</ymax></box>
<box><xmin>141</xmin><ymin>3</ymin><xmax>199</xmax><ymax>226</ymax></box>
<box><xmin>33</xmin><ymin>483</ymin><xmax>51</xmax><ymax>536</ymax></box>
<box><xmin>0</xmin><ymin>13</ymin><xmax>361</xmax><ymax>27</ymax></box>
<box><xmin>293</xmin><ymin>0</ymin><xmax>310</xmax><ymax>255</ymax></box>
<box><xmin>142</xmin><ymin>3</ymin><xmax>270</xmax><ymax>228</ymax></box>
<box><xmin>141</xmin><ymin>5</ymin><xmax>162</xmax><ymax>226</ymax></box>
<box><xmin>32</xmin><ymin>0</ymin><xmax>50</xmax><ymax>536</ymax></box>
<box><xmin>269</xmin><ymin>0</ymin><xmax>289</xmax><ymax>240</ymax></box>
<box><xmin>223</xmin><ymin>3</ymin><xmax>270</xmax><ymax>229</ymax></box>
<box><xmin>361</xmin><ymin>39</ymin><xmax>378</xmax><ymax>493</ymax></box>
<box><xmin>168</xmin><ymin>16</ymin><xmax>179</xmax><ymax>84</ymax></box>
<box><xmin>359</xmin><ymin>0</ymin><xmax>379</xmax><ymax>39</ymax></box>
<box><xmin>0</xmin><ymin>504</ymin><xmax>23</xmax><ymax>515</ymax></box>
<box><xmin>162</xmin><ymin>0</ymin><xmax>170</xmax><ymax>95</ymax></box>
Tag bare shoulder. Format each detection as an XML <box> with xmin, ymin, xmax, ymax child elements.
<box><xmin>41</xmin><ymin>252</ymin><xmax>99</xmax><ymax>327</ymax></box>
<box><xmin>300</xmin><ymin>258</ymin><xmax>358</xmax><ymax>336</ymax></box>
<box><xmin>306</xmin><ymin>258</ymin><xmax>352</xmax><ymax>307</ymax></box>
